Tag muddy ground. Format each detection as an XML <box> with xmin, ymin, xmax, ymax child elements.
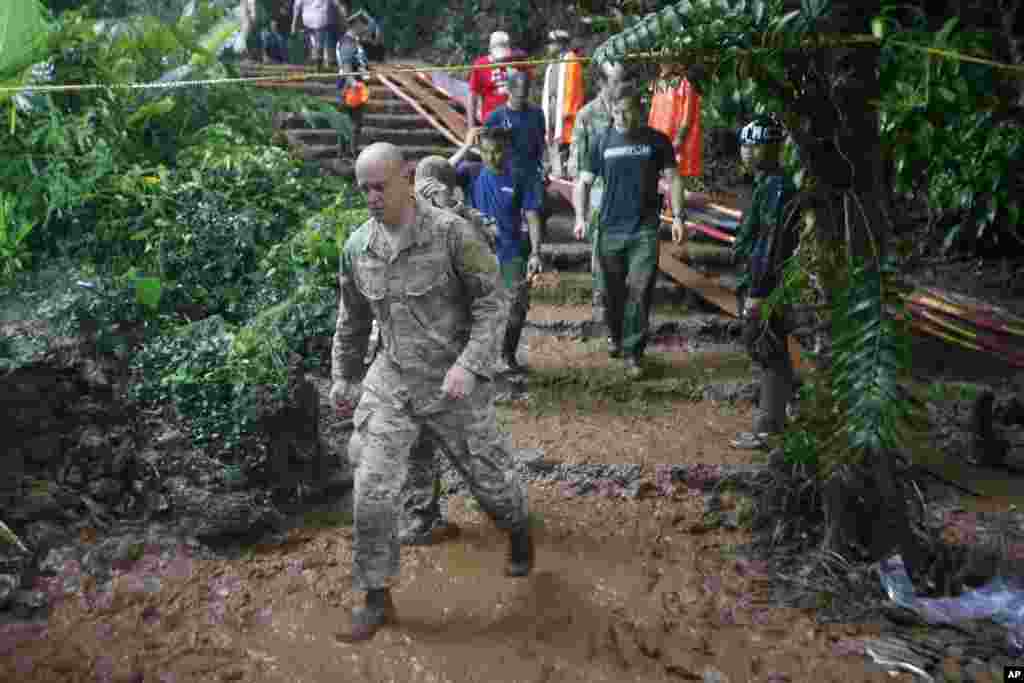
<box><xmin>3</xmin><ymin>310</ymin><xmax>1022</xmax><ymax>682</ymax></box>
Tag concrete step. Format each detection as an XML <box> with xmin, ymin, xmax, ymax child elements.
<box><xmin>360</xmin><ymin>126</ymin><xmax>450</xmax><ymax>146</ymax></box>
<box><xmin>307</xmin><ymin>94</ymin><xmax>412</xmax><ymax>115</ymax></box>
<box><xmin>286</xmin><ymin>126</ymin><xmax>450</xmax><ymax>148</ymax></box>
<box><xmin>363</xmin><ymin>112</ymin><xmax>427</xmax><ymax>126</ymax></box>
<box><xmin>294</xmin><ymin>142</ymin><xmax>457</xmax><ymax>162</ymax></box>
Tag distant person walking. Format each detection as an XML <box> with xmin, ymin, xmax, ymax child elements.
<box><xmin>451</xmin><ymin>126</ymin><xmax>544</xmax><ymax>373</ymax></box>
<box><xmin>349</xmin><ymin>9</ymin><xmax>385</xmax><ymax>62</ymax></box>
<box><xmin>541</xmin><ymin>30</ymin><xmax>584</xmax><ymax>179</ymax></box>
<box><xmin>291</xmin><ymin>0</ymin><xmax>347</xmax><ymax>69</ymax></box>
<box><xmin>336</xmin><ymin>12</ymin><xmax>370</xmax><ymax>157</ymax></box>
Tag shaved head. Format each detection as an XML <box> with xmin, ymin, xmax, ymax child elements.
<box><xmin>356</xmin><ymin>142</ymin><xmax>405</xmax><ymax>176</ymax></box>
<box><xmin>356</xmin><ymin>143</ymin><xmax>414</xmax><ymax>228</ymax></box>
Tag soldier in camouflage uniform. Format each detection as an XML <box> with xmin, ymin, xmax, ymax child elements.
<box><xmin>728</xmin><ymin>117</ymin><xmax>799</xmax><ymax>450</ymax></box>
<box><xmin>331</xmin><ymin>143</ymin><xmax>534</xmax><ymax>643</ymax></box>
<box><xmin>569</xmin><ymin>60</ymin><xmax>630</xmax><ymax>328</ymax></box>
<box><xmin>373</xmin><ymin>155</ymin><xmax>502</xmax><ymax>548</ymax></box>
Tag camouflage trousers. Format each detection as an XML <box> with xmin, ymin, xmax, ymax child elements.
<box><xmin>349</xmin><ymin>383</ymin><xmax>528</xmax><ymax>591</ymax></box>
<box><xmin>597</xmin><ymin>227</ymin><xmax>660</xmax><ymax>359</ymax></box>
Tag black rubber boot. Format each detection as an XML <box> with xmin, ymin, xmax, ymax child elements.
<box><xmin>754</xmin><ymin>366</ymin><xmax>792</xmax><ymax>435</ymax></box>
<box><xmin>503</xmin><ymin>317</ymin><xmax>526</xmax><ymax>373</ymax></box>
<box><xmin>336</xmin><ymin>588</ymin><xmax>396</xmax><ymax>643</ymax></box>
<box><xmin>505</xmin><ymin>526</ymin><xmax>534</xmax><ymax>578</ymax></box>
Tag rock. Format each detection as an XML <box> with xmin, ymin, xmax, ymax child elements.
<box><xmin>702</xmin><ymin>666</ymin><xmax>731</xmax><ymax>683</ymax></box>
<box><xmin>702</xmin><ymin>380</ymin><xmax>758</xmax><ymax>404</ymax></box>
<box><xmin>11</xmin><ymin>589</ymin><xmax>47</xmax><ymax>616</ymax></box>
<box><xmin>963</xmin><ymin>658</ymin><xmax>994</xmax><ymax>683</ymax></box>
<box><xmin>62</xmin><ymin>465</ymin><xmax>84</xmax><ymax>487</ymax></box>
<box><xmin>39</xmin><ymin>547</ymin><xmax>80</xmax><ymax>575</ymax></box>
<box><xmin>166</xmin><ymin>480</ymin><xmax>282</xmax><ymax>541</ymax></box>
<box><xmin>22</xmin><ymin>433</ymin><xmax>62</xmax><ymax>467</ymax></box>
<box><xmin>23</xmin><ymin>520</ymin><xmax>68</xmax><ymax>551</ymax></box>
<box><xmin>0</xmin><ymin>574</ymin><xmax>18</xmax><ymax>608</ymax></box>
<box><xmin>88</xmin><ymin>477</ymin><xmax>123</xmax><ymax>502</ymax></box>
<box><xmin>661</xmin><ymin>648</ymin><xmax>703</xmax><ymax>680</ymax></box>
<box><xmin>82</xmin><ymin>537</ymin><xmax>143</xmax><ymax>577</ymax></box>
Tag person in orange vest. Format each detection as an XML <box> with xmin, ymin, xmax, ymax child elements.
<box><xmin>336</xmin><ymin>12</ymin><xmax>370</xmax><ymax>157</ymax></box>
<box><xmin>541</xmin><ymin>30</ymin><xmax>584</xmax><ymax>180</ymax></box>
<box><xmin>648</xmin><ymin>62</ymin><xmax>704</xmax><ymax>195</ymax></box>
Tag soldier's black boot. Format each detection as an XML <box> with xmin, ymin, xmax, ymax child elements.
<box><xmin>336</xmin><ymin>588</ymin><xmax>396</xmax><ymax>643</ymax></box>
<box><xmin>505</xmin><ymin>526</ymin><xmax>534</xmax><ymax>577</ymax></box>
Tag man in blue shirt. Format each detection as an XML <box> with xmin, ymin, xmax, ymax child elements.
<box><xmin>451</xmin><ymin>126</ymin><xmax>544</xmax><ymax>373</ymax></box>
<box><xmin>574</xmin><ymin>82</ymin><xmax>688</xmax><ymax>378</ymax></box>
<box><xmin>485</xmin><ymin>69</ymin><xmax>547</xmax><ymax>219</ymax></box>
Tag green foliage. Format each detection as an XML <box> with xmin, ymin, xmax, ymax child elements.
<box><xmin>0</xmin><ymin>0</ymin><xmax>52</xmax><ymax>82</ymax></box>
<box><xmin>877</xmin><ymin>13</ymin><xmax>1024</xmax><ymax>253</ymax></box>
<box><xmin>828</xmin><ymin>261</ymin><xmax>920</xmax><ymax>466</ymax></box>
<box><xmin>0</xmin><ymin>194</ymin><xmax>36</xmax><ymax>285</ymax></box>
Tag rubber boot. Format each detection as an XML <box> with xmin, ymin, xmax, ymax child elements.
<box><xmin>502</xmin><ymin>316</ymin><xmax>526</xmax><ymax>373</ymax></box>
<box><xmin>753</xmin><ymin>365</ymin><xmax>792</xmax><ymax>435</ymax></box>
<box><xmin>505</xmin><ymin>526</ymin><xmax>534</xmax><ymax>577</ymax></box>
<box><xmin>336</xmin><ymin>588</ymin><xmax>396</xmax><ymax>643</ymax></box>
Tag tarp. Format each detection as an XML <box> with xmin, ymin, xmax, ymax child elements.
<box><xmin>880</xmin><ymin>554</ymin><xmax>1024</xmax><ymax>656</ymax></box>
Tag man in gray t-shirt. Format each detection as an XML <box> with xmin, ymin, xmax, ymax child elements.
<box><xmin>573</xmin><ymin>83</ymin><xmax>688</xmax><ymax>378</ymax></box>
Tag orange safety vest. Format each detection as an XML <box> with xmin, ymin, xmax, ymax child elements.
<box><xmin>344</xmin><ymin>81</ymin><xmax>369</xmax><ymax>108</ymax></box>
<box><xmin>648</xmin><ymin>76</ymin><xmax>702</xmax><ymax>177</ymax></box>
<box><xmin>544</xmin><ymin>50</ymin><xmax>585</xmax><ymax>145</ymax></box>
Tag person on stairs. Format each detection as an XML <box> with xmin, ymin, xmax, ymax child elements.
<box><xmin>542</xmin><ymin>29</ymin><xmax>584</xmax><ymax>180</ymax></box>
<box><xmin>450</xmin><ymin>126</ymin><xmax>544</xmax><ymax>374</ymax></box>
<box><xmin>291</xmin><ymin>0</ymin><xmax>347</xmax><ymax>70</ymax></box>
<box><xmin>727</xmin><ymin>116</ymin><xmax>800</xmax><ymax>450</ymax></box>
<box><xmin>336</xmin><ymin>12</ymin><xmax>370</xmax><ymax>158</ymax></box>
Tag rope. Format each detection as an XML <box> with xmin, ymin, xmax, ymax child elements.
<box><xmin>2</xmin><ymin>33</ymin><xmax>1023</xmax><ymax>96</ymax></box>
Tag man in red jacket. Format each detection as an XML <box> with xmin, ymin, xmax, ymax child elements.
<box><xmin>467</xmin><ymin>31</ymin><xmax>529</xmax><ymax>128</ymax></box>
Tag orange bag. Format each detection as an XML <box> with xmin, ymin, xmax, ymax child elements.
<box><xmin>344</xmin><ymin>81</ymin><xmax>369</xmax><ymax>108</ymax></box>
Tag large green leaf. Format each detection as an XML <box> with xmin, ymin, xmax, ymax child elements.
<box><xmin>0</xmin><ymin>0</ymin><xmax>51</xmax><ymax>81</ymax></box>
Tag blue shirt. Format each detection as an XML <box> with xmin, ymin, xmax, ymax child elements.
<box><xmin>456</xmin><ymin>161</ymin><xmax>541</xmax><ymax>264</ymax></box>
<box><xmin>485</xmin><ymin>106</ymin><xmax>546</xmax><ymax>178</ymax></box>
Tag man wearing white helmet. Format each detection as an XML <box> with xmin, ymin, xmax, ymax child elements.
<box><xmin>726</xmin><ymin>116</ymin><xmax>800</xmax><ymax>451</ymax></box>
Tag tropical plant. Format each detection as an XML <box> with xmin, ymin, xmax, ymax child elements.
<box><xmin>593</xmin><ymin>0</ymin><xmax>945</xmax><ymax>567</ymax></box>
<box><xmin>0</xmin><ymin>194</ymin><xmax>37</xmax><ymax>285</ymax></box>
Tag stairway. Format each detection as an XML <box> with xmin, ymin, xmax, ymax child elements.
<box><xmin>242</xmin><ymin>62</ymin><xmax>458</xmax><ymax>174</ymax></box>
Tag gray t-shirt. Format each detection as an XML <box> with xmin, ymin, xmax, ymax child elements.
<box><xmin>590</xmin><ymin>126</ymin><xmax>675</xmax><ymax>236</ymax></box>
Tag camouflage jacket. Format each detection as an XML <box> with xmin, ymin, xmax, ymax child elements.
<box><xmin>568</xmin><ymin>94</ymin><xmax>613</xmax><ymax>181</ymax></box>
<box><xmin>733</xmin><ymin>171</ymin><xmax>798</xmax><ymax>299</ymax></box>
<box><xmin>332</xmin><ymin>200</ymin><xmax>508</xmax><ymax>407</ymax></box>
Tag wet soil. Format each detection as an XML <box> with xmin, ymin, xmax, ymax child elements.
<box><xmin>1</xmin><ymin>327</ymin><xmax>919</xmax><ymax>683</ymax></box>
<box><xmin>3</xmin><ymin>489</ymin><xmax>911</xmax><ymax>683</ymax></box>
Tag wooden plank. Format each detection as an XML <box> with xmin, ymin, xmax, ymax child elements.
<box><xmin>374</xmin><ymin>73</ymin><xmax>463</xmax><ymax>147</ymax></box>
<box><xmin>383</xmin><ymin>69</ymin><xmax>469</xmax><ymax>143</ymax></box>
<box><xmin>658</xmin><ymin>243</ymin><xmax>739</xmax><ymax>317</ymax></box>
